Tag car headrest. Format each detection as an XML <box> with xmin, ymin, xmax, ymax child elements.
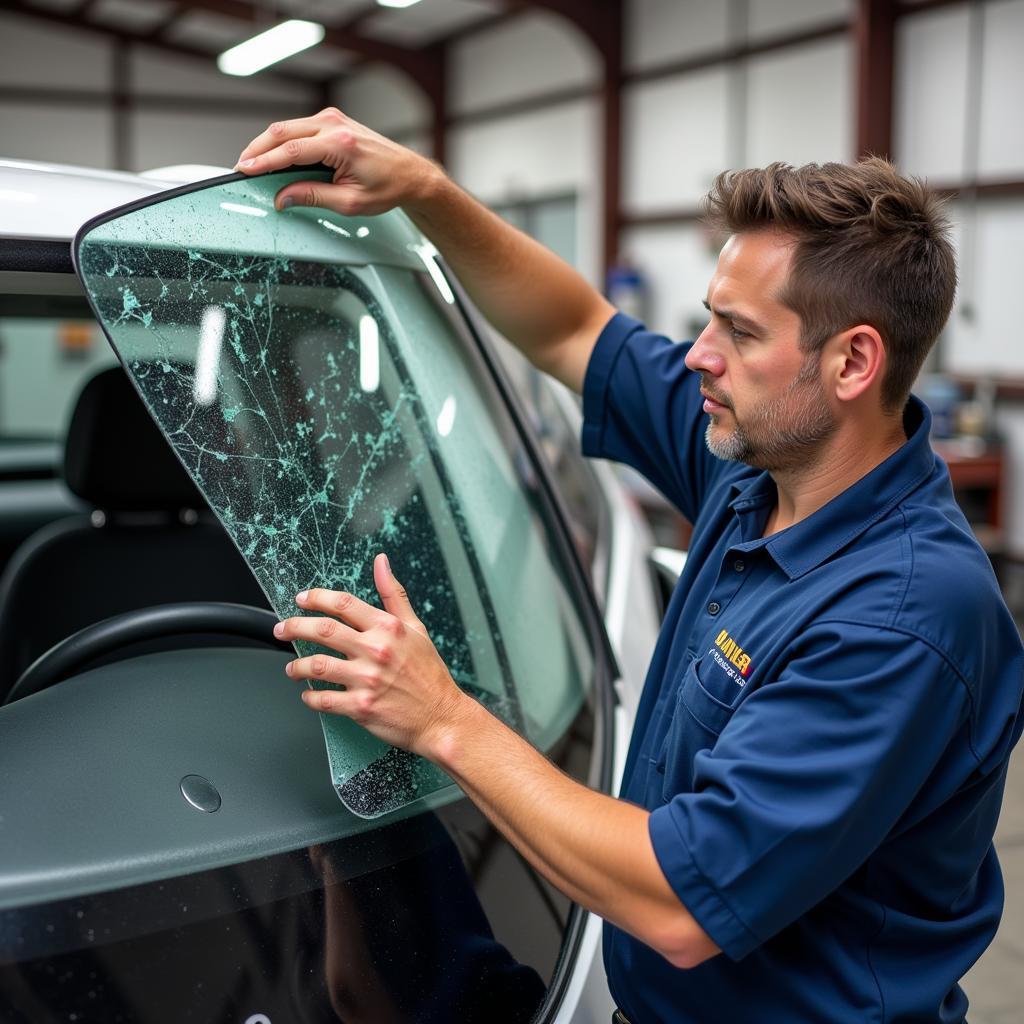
<box><xmin>63</xmin><ymin>366</ymin><xmax>206</xmax><ymax>511</ymax></box>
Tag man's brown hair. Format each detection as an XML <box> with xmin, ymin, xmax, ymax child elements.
<box><xmin>701</xmin><ymin>157</ymin><xmax>957</xmax><ymax>411</ymax></box>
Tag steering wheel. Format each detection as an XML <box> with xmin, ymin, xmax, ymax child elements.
<box><xmin>5</xmin><ymin>602</ymin><xmax>292</xmax><ymax>705</ymax></box>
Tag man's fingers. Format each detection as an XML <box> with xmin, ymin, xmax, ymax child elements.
<box><xmin>296</xmin><ymin>587</ymin><xmax>382</xmax><ymax>631</ymax></box>
<box><xmin>300</xmin><ymin>685</ymin><xmax>360</xmax><ymax>717</ymax></box>
<box><xmin>286</xmin><ymin>652</ymin><xmax>352</xmax><ymax>684</ymax></box>
<box><xmin>299</xmin><ymin>680</ymin><xmax>383</xmax><ymax>725</ymax></box>
<box><xmin>273</xmin><ymin>179</ymin><xmax>360</xmax><ymax>214</ymax></box>
<box><xmin>236</xmin><ymin>134</ymin><xmax>332</xmax><ymax>175</ymax></box>
<box><xmin>274</xmin><ymin>614</ymin><xmax>362</xmax><ymax>656</ymax></box>
<box><xmin>373</xmin><ymin>553</ymin><xmax>427</xmax><ymax>633</ymax></box>
<box><xmin>236</xmin><ymin>114</ymin><xmax>325</xmax><ymax>165</ymax></box>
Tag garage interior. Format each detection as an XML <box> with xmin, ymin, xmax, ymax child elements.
<box><xmin>1</xmin><ymin>1</ymin><xmax>1023</xmax><ymax>1020</ymax></box>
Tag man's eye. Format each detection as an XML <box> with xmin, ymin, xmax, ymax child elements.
<box><xmin>730</xmin><ymin>325</ymin><xmax>749</xmax><ymax>340</ymax></box>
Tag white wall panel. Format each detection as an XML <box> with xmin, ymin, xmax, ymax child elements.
<box><xmin>894</xmin><ymin>6</ymin><xmax>969</xmax><ymax>181</ymax></box>
<box><xmin>0</xmin><ymin>103</ymin><xmax>112</xmax><ymax>168</ymax></box>
<box><xmin>0</xmin><ymin>13</ymin><xmax>111</xmax><ymax>89</ymax></box>
<box><xmin>334</xmin><ymin>65</ymin><xmax>429</xmax><ymax>136</ymax></box>
<box><xmin>745</xmin><ymin>0</ymin><xmax>851</xmax><ymax>42</ymax></box>
<box><xmin>978</xmin><ymin>0</ymin><xmax>1024</xmax><ymax>180</ymax></box>
<box><xmin>622</xmin><ymin>68</ymin><xmax>730</xmax><ymax>211</ymax></box>
<box><xmin>619</xmin><ymin>223</ymin><xmax>719</xmax><ymax>340</ymax></box>
<box><xmin>448</xmin><ymin>99</ymin><xmax>600</xmax><ymax>285</ymax></box>
<box><xmin>625</xmin><ymin>0</ymin><xmax>730</xmax><ymax>72</ymax></box>
<box><xmin>944</xmin><ymin>200</ymin><xmax>1024</xmax><ymax>376</ymax></box>
<box><xmin>129</xmin><ymin>109</ymin><xmax>280</xmax><ymax>173</ymax></box>
<box><xmin>130</xmin><ymin>46</ymin><xmax>312</xmax><ymax>104</ymax></box>
<box><xmin>745</xmin><ymin>38</ymin><xmax>852</xmax><ymax>167</ymax></box>
<box><xmin>448</xmin><ymin>100</ymin><xmax>597</xmax><ymax>200</ymax></box>
<box><xmin>450</xmin><ymin>11</ymin><xmax>597</xmax><ymax>115</ymax></box>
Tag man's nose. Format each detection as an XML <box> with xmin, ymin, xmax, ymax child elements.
<box><xmin>685</xmin><ymin>328</ymin><xmax>725</xmax><ymax>376</ymax></box>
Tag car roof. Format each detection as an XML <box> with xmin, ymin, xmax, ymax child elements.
<box><xmin>0</xmin><ymin>159</ymin><xmax>174</xmax><ymax>243</ymax></box>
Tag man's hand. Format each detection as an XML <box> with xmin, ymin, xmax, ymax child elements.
<box><xmin>277</xmin><ymin>553</ymin><xmax>718</xmax><ymax>969</ymax></box>
<box><xmin>235</xmin><ymin>108</ymin><xmax>612</xmax><ymax>393</ymax></box>
<box><xmin>235</xmin><ymin>107</ymin><xmax>442</xmax><ymax>218</ymax></box>
<box><xmin>274</xmin><ymin>552</ymin><xmax>471</xmax><ymax>758</ymax></box>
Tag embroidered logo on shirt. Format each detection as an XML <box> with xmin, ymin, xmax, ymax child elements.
<box><xmin>713</xmin><ymin>628</ymin><xmax>753</xmax><ymax>683</ymax></box>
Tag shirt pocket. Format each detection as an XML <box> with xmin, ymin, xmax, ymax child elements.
<box><xmin>657</xmin><ymin>655</ymin><xmax>741</xmax><ymax>802</ymax></box>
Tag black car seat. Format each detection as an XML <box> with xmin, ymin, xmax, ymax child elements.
<box><xmin>0</xmin><ymin>366</ymin><xmax>270</xmax><ymax>697</ymax></box>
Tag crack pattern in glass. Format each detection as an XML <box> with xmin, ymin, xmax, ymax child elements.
<box><xmin>78</xmin><ymin>251</ymin><xmax>522</xmax><ymax>818</ymax></box>
<box><xmin>75</xmin><ymin>172</ymin><xmax>590</xmax><ymax>821</ymax></box>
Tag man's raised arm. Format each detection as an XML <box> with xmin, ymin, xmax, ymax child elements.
<box><xmin>236</xmin><ymin>108</ymin><xmax>615</xmax><ymax>393</ymax></box>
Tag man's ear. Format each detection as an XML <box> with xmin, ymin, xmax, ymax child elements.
<box><xmin>829</xmin><ymin>325</ymin><xmax>885</xmax><ymax>403</ymax></box>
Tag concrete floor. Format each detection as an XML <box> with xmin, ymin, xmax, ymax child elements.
<box><xmin>961</xmin><ymin>748</ymin><xmax>1024</xmax><ymax>1023</ymax></box>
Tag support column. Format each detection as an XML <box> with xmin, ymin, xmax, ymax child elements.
<box><xmin>601</xmin><ymin>25</ymin><xmax>622</xmax><ymax>281</ymax></box>
<box><xmin>112</xmin><ymin>38</ymin><xmax>131</xmax><ymax>170</ymax></box>
<box><xmin>855</xmin><ymin>0</ymin><xmax>896</xmax><ymax>159</ymax></box>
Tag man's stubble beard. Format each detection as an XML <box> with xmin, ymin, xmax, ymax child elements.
<box><xmin>703</xmin><ymin>353</ymin><xmax>837</xmax><ymax>473</ymax></box>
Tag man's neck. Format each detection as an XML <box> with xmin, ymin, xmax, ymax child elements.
<box><xmin>763</xmin><ymin>415</ymin><xmax>908</xmax><ymax>537</ymax></box>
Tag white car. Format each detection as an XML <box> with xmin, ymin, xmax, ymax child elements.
<box><xmin>0</xmin><ymin>158</ymin><xmax>673</xmax><ymax>1024</ymax></box>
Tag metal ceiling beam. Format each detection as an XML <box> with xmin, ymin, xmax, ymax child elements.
<box><xmin>148</xmin><ymin>0</ymin><xmax>447</xmax><ymax>159</ymax></box>
<box><xmin>506</xmin><ymin>0</ymin><xmax>619</xmax><ymax>62</ymax></box>
<box><xmin>147</xmin><ymin>0</ymin><xmax>439</xmax><ymax>79</ymax></box>
<box><xmin>0</xmin><ymin>0</ymin><xmax>317</xmax><ymax>87</ymax></box>
<box><xmin>498</xmin><ymin>0</ymin><xmax>623</xmax><ymax>283</ymax></box>
<box><xmin>145</xmin><ymin>1</ymin><xmax>187</xmax><ymax>42</ymax></box>
<box><xmin>336</xmin><ymin>2</ymin><xmax>381</xmax><ymax>36</ymax></box>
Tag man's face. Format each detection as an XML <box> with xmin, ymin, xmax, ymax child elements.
<box><xmin>684</xmin><ymin>231</ymin><xmax>836</xmax><ymax>472</ymax></box>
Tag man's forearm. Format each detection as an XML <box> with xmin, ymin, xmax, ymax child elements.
<box><xmin>282</xmin><ymin>566</ymin><xmax>721</xmax><ymax>969</ymax></box>
<box><xmin>235</xmin><ymin>110</ymin><xmax>614</xmax><ymax>393</ymax></box>
<box><xmin>430</xmin><ymin>695</ymin><xmax>720</xmax><ymax>969</ymax></box>
<box><xmin>404</xmin><ymin>172</ymin><xmax>615</xmax><ymax>393</ymax></box>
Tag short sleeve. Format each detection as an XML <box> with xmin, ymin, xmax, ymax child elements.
<box><xmin>581</xmin><ymin>312</ymin><xmax>723</xmax><ymax>523</ymax></box>
<box><xmin>648</xmin><ymin>622</ymin><xmax>974</xmax><ymax>960</ymax></box>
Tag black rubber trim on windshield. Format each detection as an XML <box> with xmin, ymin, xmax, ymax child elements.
<box><xmin>71</xmin><ymin>164</ymin><xmax>336</xmax><ymax>276</ymax></box>
<box><xmin>446</xmin><ymin>267</ymin><xmax>619</xmax><ymax>1024</ymax></box>
<box><xmin>0</xmin><ymin>238</ymin><xmax>73</xmax><ymax>274</ymax></box>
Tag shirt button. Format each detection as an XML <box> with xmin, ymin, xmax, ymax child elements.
<box><xmin>734</xmin><ymin>559</ymin><xmax>745</xmax><ymax>572</ymax></box>
<box><xmin>708</xmin><ymin>601</ymin><xmax>721</xmax><ymax>615</ymax></box>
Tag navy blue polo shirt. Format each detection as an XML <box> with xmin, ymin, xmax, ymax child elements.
<box><xmin>582</xmin><ymin>313</ymin><xmax>1024</xmax><ymax>1023</ymax></box>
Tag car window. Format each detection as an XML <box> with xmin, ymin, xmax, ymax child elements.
<box><xmin>486</xmin><ymin>335</ymin><xmax>610</xmax><ymax>603</ymax></box>
<box><xmin>0</xmin><ymin>295</ymin><xmax>117</xmax><ymax>468</ymax></box>
<box><xmin>74</xmin><ymin>169</ymin><xmax>595</xmax><ymax>819</ymax></box>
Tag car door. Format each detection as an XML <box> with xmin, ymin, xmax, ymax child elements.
<box><xmin>1</xmin><ymin>167</ymin><xmax>624</xmax><ymax>1022</ymax></box>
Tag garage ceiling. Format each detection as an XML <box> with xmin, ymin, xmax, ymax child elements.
<box><xmin>4</xmin><ymin>0</ymin><xmax>517</xmax><ymax>83</ymax></box>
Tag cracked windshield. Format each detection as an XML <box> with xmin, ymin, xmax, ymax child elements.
<box><xmin>75</xmin><ymin>170</ymin><xmax>592</xmax><ymax>818</ymax></box>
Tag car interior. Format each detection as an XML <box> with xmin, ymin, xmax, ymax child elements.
<box><xmin>0</xmin><ymin>363</ymin><xmax>272</xmax><ymax>698</ymax></box>
<box><xmin>0</xmin><ymin>188</ymin><xmax>610</xmax><ymax>1021</ymax></box>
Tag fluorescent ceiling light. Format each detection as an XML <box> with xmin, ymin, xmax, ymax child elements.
<box><xmin>377</xmin><ymin>0</ymin><xmax>423</xmax><ymax>8</ymax></box>
<box><xmin>217</xmin><ymin>20</ymin><xmax>324</xmax><ymax>77</ymax></box>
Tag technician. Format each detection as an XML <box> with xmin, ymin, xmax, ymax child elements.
<box><xmin>238</xmin><ymin>109</ymin><xmax>1024</xmax><ymax>1023</ymax></box>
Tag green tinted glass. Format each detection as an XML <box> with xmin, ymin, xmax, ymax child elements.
<box><xmin>74</xmin><ymin>169</ymin><xmax>592</xmax><ymax>819</ymax></box>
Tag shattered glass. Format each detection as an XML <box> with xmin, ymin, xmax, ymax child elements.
<box><xmin>74</xmin><ymin>170</ymin><xmax>592</xmax><ymax>818</ymax></box>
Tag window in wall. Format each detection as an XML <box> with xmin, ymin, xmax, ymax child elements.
<box><xmin>492</xmin><ymin>193</ymin><xmax>578</xmax><ymax>269</ymax></box>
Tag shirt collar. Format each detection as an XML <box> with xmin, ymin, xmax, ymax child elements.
<box><xmin>726</xmin><ymin>396</ymin><xmax>937</xmax><ymax>580</ymax></box>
